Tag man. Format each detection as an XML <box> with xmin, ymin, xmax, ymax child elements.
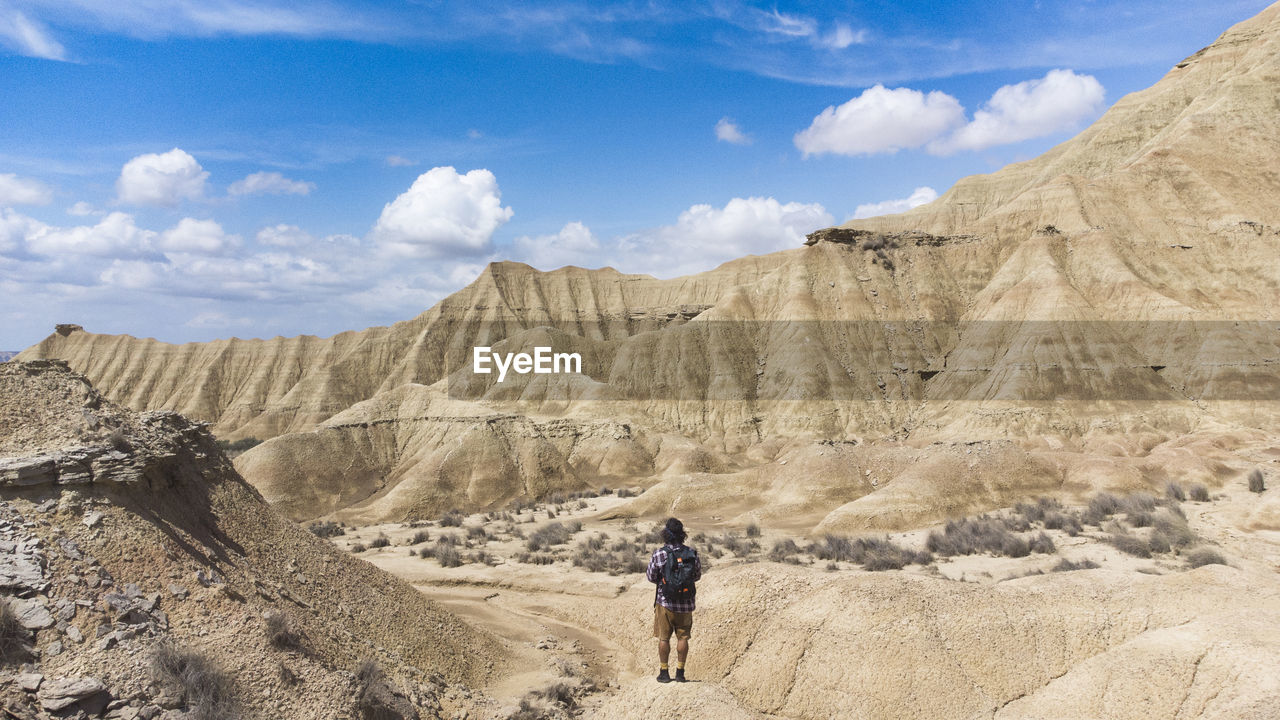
<box><xmin>646</xmin><ymin>517</ymin><xmax>702</xmax><ymax>683</ymax></box>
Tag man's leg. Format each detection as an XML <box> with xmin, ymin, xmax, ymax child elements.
<box><xmin>654</xmin><ymin>606</ymin><xmax>673</xmax><ymax>682</ymax></box>
<box><xmin>675</xmin><ymin>636</ymin><xmax>689</xmax><ymax>681</ymax></box>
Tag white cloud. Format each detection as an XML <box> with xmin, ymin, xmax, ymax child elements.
<box><xmin>66</xmin><ymin>201</ymin><xmax>99</xmax><ymax>217</ymax></box>
<box><xmin>817</xmin><ymin>23</ymin><xmax>866</xmax><ymax>50</ymax></box>
<box><xmin>372</xmin><ymin>166</ymin><xmax>513</xmax><ymax>258</ymax></box>
<box><xmin>794</xmin><ymin>85</ymin><xmax>966</xmax><ymax>157</ymax></box>
<box><xmin>385</xmin><ymin>155</ymin><xmax>415</xmax><ymax>167</ymax></box>
<box><xmin>26</xmin><ymin>212</ymin><xmax>156</xmax><ymax>258</ymax></box>
<box><xmin>184</xmin><ymin>311</ymin><xmax>253</xmax><ymax>329</ymax></box>
<box><xmin>715</xmin><ymin>117</ymin><xmax>751</xmax><ymax>145</ymax></box>
<box><xmin>852</xmin><ymin>186</ymin><xmax>938</xmax><ymax>219</ymax></box>
<box><xmin>930</xmin><ymin>69</ymin><xmax>1105</xmax><ymax>154</ymax></box>
<box><xmin>116</xmin><ymin>148</ymin><xmax>208</xmax><ymax>207</ymax></box>
<box><xmin>0</xmin><ymin>174</ymin><xmax>53</xmax><ymax>206</ymax></box>
<box><xmin>0</xmin><ymin>209</ymin><xmax>48</xmax><ymax>255</ymax></box>
<box><xmin>511</xmin><ymin>221</ymin><xmax>601</xmax><ymax>270</ymax></box>
<box><xmin>0</xmin><ymin>9</ymin><xmax>66</xmax><ymax>60</ymax></box>
<box><xmin>620</xmin><ymin>197</ymin><xmax>832</xmax><ymax>277</ymax></box>
<box><xmin>158</xmin><ymin>218</ymin><xmax>239</xmax><ymax>255</ymax></box>
<box><xmin>256</xmin><ymin>223</ymin><xmax>313</xmax><ymax>247</ymax></box>
<box><xmin>227</xmin><ymin>171</ymin><xmax>314</xmax><ymax>196</ymax></box>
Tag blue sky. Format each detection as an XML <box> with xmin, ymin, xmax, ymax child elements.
<box><xmin>0</xmin><ymin>0</ymin><xmax>1271</xmax><ymax>348</ymax></box>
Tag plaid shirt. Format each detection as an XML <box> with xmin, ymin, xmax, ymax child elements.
<box><xmin>647</xmin><ymin>543</ymin><xmax>702</xmax><ymax>612</ymax></box>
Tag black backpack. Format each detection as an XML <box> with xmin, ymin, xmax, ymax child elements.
<box><xmin>660</xmin><ymin>546</ymin><xmax>698</xmax><ymax>602</ymax></box>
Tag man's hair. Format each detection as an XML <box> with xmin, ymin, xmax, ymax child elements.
<box><xmin>661</xmin><ymin>517</ymin><xmax>686</xmax><ymax>545</ymax></box>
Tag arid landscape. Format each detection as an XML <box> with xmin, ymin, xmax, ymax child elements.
<box><xmin>4</xmin><ymin>2</ymin><xmax>1280</xmax><ymax>719</ymax></box>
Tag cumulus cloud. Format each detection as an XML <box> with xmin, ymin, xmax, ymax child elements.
<box><xmin>852</xmin><ymin>186</ymin><xmax>938</xmax><ymax>219</ymax></box>
<box><xmin>116</xmin><ymin>148</ymin><xmax>208</xmax><ymax>207</ymax></box>
<box><xmin>620</xmin><ymin>197</ymin><xmax>832</xmax><ymax>277</ymax></box>
<box><xmin>67</xmin><ymin>201</ymin><xmax>98</xmax><ymax>217</ymax></box>
<box><xmin>715</xmin><ymin>117</ymin><xmax>751</xmax><ymax>145</ymax></box>
<box><xmin>0</xmin><ymin>9</ymin><xmax>66</xmax><ymax>60</ymax></box>
<box><xmin>511</xmin><ymin>221</ymin><xmax>601</xmax><ymax>270</ymax></box>
<box><xmin>256</xmin><ymin>223</ymin><xmax>313</xmax><ymax>247</ymax></box>
<box><xmin>227</xmin><ymin>171</ymin><xmax>314</xmax><ymax>196</ymax></box>
<box><xmin>794</xmin><ymin>85</ymin><xmax>966</xmax><ymax>157</ymax></box>
<box><xmin>157</xmin><ymin>218</ymin><xmax>239</xmax><ymax>255</ymax></box>
<box><xmin>930</xmin><ymin>69</ymin><xmax>1105</xmax><ymax>154</ymax></box>
<box><xmin>0</xmin><ymin>209</ymin><xmax>48</xmax><ymax>255</ymax></box>
<box><xmin>372</xmin><ymin>166</ymin><xmax>513</xmax><ymax>258</ymax></box>
<box><xmin>26</xmin><ymin>212</ymin><xmax>156</xmax><ymax>258</ymax></box>
<box><xmin>0</xmin><ymin>174</ymin><xmax>53</xmax><ymax>206</ymax></box>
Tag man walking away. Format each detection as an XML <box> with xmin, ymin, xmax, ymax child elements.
<box><xmin>646</xmin><ymin>517</ymin><xmax>702</xmax><ymax>683</ymax></box>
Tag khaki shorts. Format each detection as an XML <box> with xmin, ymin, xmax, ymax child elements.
<box><xmin>653</xmin><ymin>604</ymin><xmax>693</xmax><ymax>640</ymax></box>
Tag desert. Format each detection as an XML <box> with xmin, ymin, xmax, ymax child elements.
<box><xmin>3</xmin><ymin>2</ymin><xmax>1280</xmax><ymax>719</ymax></box>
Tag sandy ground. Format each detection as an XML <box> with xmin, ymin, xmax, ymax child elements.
<box><xmin>325</xmin><ymin>471</ymin><xmax>1280</xmax><ymax>715</ymax></box>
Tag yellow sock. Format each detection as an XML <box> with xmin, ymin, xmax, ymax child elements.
<box><xmin>677</xmin><ymin>661</ymin><xmax>685</xmax><ymax>670</ymax></box>
<box><xmin>660</xmin><ymin>663</ymin><xmax>668</xmax><ymax>670</ymax></box>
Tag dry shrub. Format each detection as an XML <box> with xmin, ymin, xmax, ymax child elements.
<box><xmin>745</xmin><ymin>523</ymin><xmax>762</xmax><ymax>538</ymax></box>
<box><xmin>1186</xmin><ymin>547</ymin><xmax>1227</xmax><ymax>568</ymax></box>
<box><xmin>1188</xmin><ymin>484</ymin><xmax>1210</xmax><ymax>502</ymax></box>
<box><xmin>439</xmin><ymin>510</ymin><xmax>464</xmax><ymax>527</ymax></box>
<box><xmin>149</xmin><ymin>640</ymin><xmax>236</xmax><ymax>720</ymax></box>
<box><xmin>308</xmin><ymin>521</ymin><xmax>345</xmax><ymax>538</ymax></box>
<box><xmin>264</xmin><ymin>610</ymin><xmax>301</xmax><ymax>650</ymax></box>
<box><xmin>1028</xmin><ymin>531</ymin><xmax>1056</xmax><ymax>554</ymax></box>
<box><xmin>434</xmin><ymin>545</ymin><xmax>463</xmax><ymax>568</ymax></box>
<box><xmin>1104</xmin><ymin>532</ymin><xmax>1152</xmax><ymax>558</ymax></box>
<box><xmin>768</xmin><ymin>538</ymin><xmax>802</xmax><ymax>563</ymax></box>
<box><xmin>410</xmin><ymin>530</ymin><xmax>430</xmax><ymax>545</ymax></box>
<box><xmin>1052</xmin><ymin>558</ymin><xmax>1100</xmax><ymax>572</ymax></box>
<box><xmin>1248</xmin><ymin>468</ymin><xmax>1266</xmax><ymax>493</ymax></box>
<box><xmin>527</xmin><ymin>521</ymin><xmax>574</xmax><ymax>551</ymax></box>
<box><xmin>1043</xmin><ymin>511</ymin><xmax>1082</xmax><ymax>536</ymax></box>
<box><xmin>1151</xmin><ymin>510</ymin><xmax>1197</xmax><ymax>550</ymax></box>
<box><xmin>369</xmin><ymin>534</ymin><xmax>390</xmax><ymax>549</ymax></box>
<box><xmin>1165</xmin><ymin>483</ymin><xmax>1186</xmax><ymax>502</ymax></box>
<box><xmin>810</xmin><ymin>534</ymin><xmax>931</xmax><ymax>570</ymax></box>
<box><xmin>0</xmin><ymin>600</ymin><xmax>29</xmax><ymax>662</ymax></box>
<box><xmin>925</xmin><ymin>516</ymin><xmax>1036</xmax><ymax>558</ymax></box>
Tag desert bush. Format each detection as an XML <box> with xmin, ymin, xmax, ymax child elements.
<box><xmin>768</xmin><ymin>539</ymin><xmax>801</xmax><ymax>563</ymax></box>
<box><xmin>0</xmin><ymin>600</ymin><xmax>29</xmax><ymax>662</ymax></box>
<box><xmin>1087</xmin><ymin>493</ymin><xmax>1123</xmax><ymax>518</ymax></box>
<box><xmin>472</xmin><ymin>550</ymin><xmax>497</xmax><ymax>566</ymax></box>
<box><xmin>1188</xmin><ymin>484</ymin><xmax>1210</xmax><ymax>502</ymax></box>
<box><xmin>515</xmin><ymin>552</ymin><xmax>556</xmax><ymax>565</ymax></box>
<box><xmin>578</xmin><ymin>534</ymin><xmax>606</xmax><ymax>552</ymax></box>
<box><xmin>745</xmin><ymin>523</ymin><xmax>762</xmax><ymax>538</ymax></box>
<box><xmin>1104</xmin><ymin>532</ymin><xmax>1152</xmax><ymax>558</ymax></box>
<box><xmin>215</xmin><ymin>436</ymin><xmax>260</xmax><ymax>453</ymax></box>
<box><xmin>718</xmin><ymin>534</ymin><xmax>759</xmax><ymax>557</ymax></box>
<box><xmin>435</xmin><ymin>545</ymin><xmax>463</xmax><ymax>568</ymax></box>
<box><xmin>1043</xmin><ymin>511</ymin><xmax>1082</xmax><ymax>535</ymax></box>
<box><xmin>1120</xmin><ymin>493</ymin><xmax>1159</xmax><ymax>515</ymax></box>
<box><xmin>616</xmin><ymin>488</ymin><xmax>635</xmax><ymax>498</ymax></box>
<box><xmin>350</xmin><ymin>542</ymin><xmax>367</xmax><ymax>553</ymax></box>
<box><xmin>368</xmin><ymin>534</ymin><xmax>390</xmax><ymax>549</ymax></box>
<box><xmin>926</xmin><ymin>516</ymin><xmax>1036</xmax><ymax>558</ymax></box>
<box><xmin>1248</xmin><ymin>468</ymin><xmax>1266</xmax><ymax>493</ymax></box>
<box><xmin>1127</xmin><ymin>510</ymin><xmax>1154</xmax><ymax>528</ymax></box>
<box><xmin>467</xmin><ymin>525</ymin><xmax>488</xmax><ymax>540</ymax></box>
<box><xmin>308</xmin><ymin>521</ymin><xmax>345</xmax><ymax>538</ymax></box>
<box><xmin>1186</xmin><ymin>547</ymin><xmax>1227</xmax><ymax>568</ymax></box>
<box><xmin>1165</xmin><ymin>483</ymin><xmax>1186</xmax><ymax>502</ymax></box>
<box><xmin>1051</xmin><ymin>558</ymin><xmax>1100</xmax><ymax>572</ymax></box>
<box><xmin>264</xmin><ymin>611</ymin><xmax>301</xmax><ymax>650</ymax></box>
<box><xmin>535</xmin><ymin>682</ymin><xmax>577</xmax><ymax>709</ymax></box>
<box><xmin>810</xmin><ymin>534</ymin><xmax>931</xmax><ymax>569</ymax></box>
<box><xmin>825</xmin><ymin>562</ymin><xmax>838</xmax><ymax>572</ymax></box>
<box><xmin>439</xmin><ymin>510</ymin><xmax>464</xmax><ymax>527</ymax></box>
<box><xmin>1151</xmin><ymin>510</ymin><xmax>1197</xmax><ymax>549</ymax></box>
<box><xmin>410</xmin><ymin>530</ymin><xmax>430</xmax><ymax>545</ymax></box>
<box><xmin>149</xmin><ymin>640</ymin><xmax>236</xmax><ymax>720</ymax></box>
<box><xmin>1014</xmin><ymin>501</ymin><xmax>1046</xmax><ymax>524</ymax></box>
<box><xmin>527</xmin><ymin>522</ymin><xmax>575</xmax><ymax>551</ymax></box>
<box><xmin>1028</xmin><ymin>532</ymin><xmax>1056</xmax><ymax>555</ymax></box>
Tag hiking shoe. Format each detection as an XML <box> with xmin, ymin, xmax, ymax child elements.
<box><xmin>675</xmin><ymin>668</ymin><xmax>687</xmax><ymax>682</ymax></box>
<box><xmin>656</xmin><ymin>669</ymin><xmax>672</xmax><ymax>683</ymax></box>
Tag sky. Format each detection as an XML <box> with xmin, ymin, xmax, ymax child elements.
<box><xmin>0</xmin><ymin>0</ymin><xmax>1272</xmax><ymax>349</ymax></box>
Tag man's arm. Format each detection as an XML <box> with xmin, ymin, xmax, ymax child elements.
<box><xmin>645</xmin><ymin>548</ymin><xmax>663</xmax><ymax>584</ymax></box>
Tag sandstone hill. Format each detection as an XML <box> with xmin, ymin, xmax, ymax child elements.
<box><xmin>16</xmin><ymin>4</ymin><xmax>1280</xmax><ymax>527</ymax></box>
<box><xmin>0</xmin><ymin>360</ymin><xmax>507</xmax><ymax>719</ymax></box>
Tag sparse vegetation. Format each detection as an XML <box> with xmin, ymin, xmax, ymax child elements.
<box><xmin>369</xmin><ymin>533</ymin><xmax>390</xmax><ymax>549</ymax></box>
<box><xmin>1189</xmin><ymin>484</ymin><xmax>1210</xmax><ymax>502</ymax></box>
<box><xmin>768</xmin><ymin>538</ymin><xmax>802</xmax><ymax>564</ymax></box>
<box><xmin>1104</xmin><ymin>532</ymin><xmax>1153</xmax><ymax>558</ymax></box>
<box><xmin>149</xmin><ymin>640</ymin><xmax>237</xmax><ymax>720</ymax></box>
<box><xmin>350</xmin><ymin>542</ymin><xmax>367</xmax><ymax>553</ymax></box>
<box><xmin>527</xmin><ymin>521</ymin><xmax>576</xmax><ymax>551</ymax></box>
<box><xmin>409</xmin><ymin>530</ymin><xmax>430</xmax><ymax>545</ymax></box>
<box><xmin>434</xmin><ymin>545</ymin><xmax>463</xmax><ymax>568</ymax></box>
<box><xmin>0</xmin><ymin>600</ymin><xmax>29</xmax><ymax>662</ymax></box>
<box><xmin>1186</xmin><ymin>547</ymin><xmax>1228</xmax><ymax>568</ymax></box>
<box><xmin>1052</xmin><ymin>558</ymin><xmax>1101</xmax><ymax>572</ymax></box>
<box><xmin>809</xmin><ymin>534</ymin><xmax>932</xmax><ymax>570</ymax></box>
<box><xmin>1165</xmin><ymin>482</ymin><xmax>1186</xmax><ymax>502</ymax></box>
<box><xmin>745</xmin><ymin>522</ymin><xmax>762</xmax><ymax>538</ymax></box>
<box><xmin>264</xmin><ymin>610</ymin><xmax>301</xmax><ymax>650</ymax></box>
<box><xmin>308</xmin><ymin>521</ymin><xmax>345</xmax><ymax>538</ymax></box>
<box><xmin>926</xmin><ymin>517</ymin><xmax>1033</xmax><ymax>558</ymax></box>
<box><xmin>439</xmin><ymin>509</ymin><xmax>465</xmax><ymax>527</ymax></box>
<box><xmin>214</xmin><ymin>436</ymin><xmax>261</xmax><ymax>453</ymax></box>
<box><xmin>1248</xmin><ymin>468</ymin><xmax>1266</xmax><ymax>493</ymax></box>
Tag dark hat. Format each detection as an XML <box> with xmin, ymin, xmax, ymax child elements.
<box><xmin>661</xmin><ymin>517</ymin><xmax>686</xmax><ymax>544</ymax></box>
